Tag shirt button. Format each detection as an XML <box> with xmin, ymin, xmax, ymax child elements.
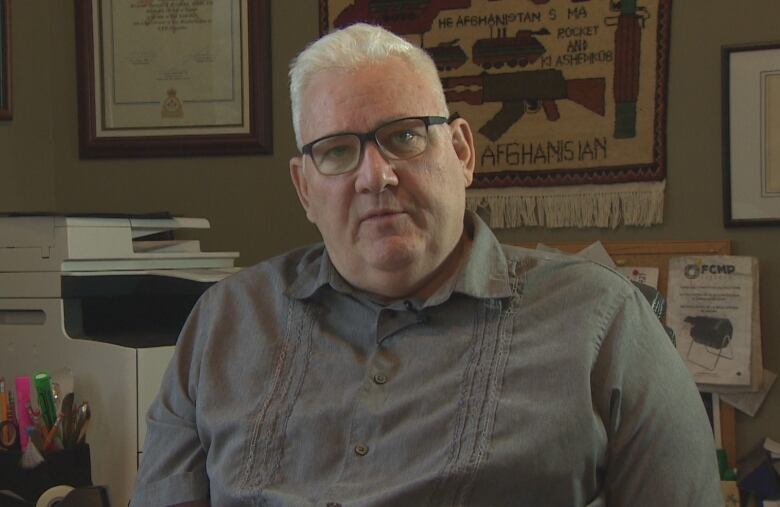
<box><xmin>373</xmin><ymin>373</ymin><xmax>388</xmax><ymax>385</ymax></box>
<box><xmin>354</xmin><ymin>444</ymin><xmax>369</xmax><ymax>456</ymax></box>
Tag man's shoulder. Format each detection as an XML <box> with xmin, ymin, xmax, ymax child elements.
<box><xmin>499</xmin><ymin>242</ymin><xmax>636</xmax><ymax>296</ymax></box>
<box><xmin>206</xmin><ymin>243</ymin><xmax>325</xmax><ymax>298</ymax></box>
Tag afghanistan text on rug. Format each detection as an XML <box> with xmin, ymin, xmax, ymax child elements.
<box><xmin>319</xmin><ymin>0</ymin><xmax>671</xmax><ymax>228</ymax></box>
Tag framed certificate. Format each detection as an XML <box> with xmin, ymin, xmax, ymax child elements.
<box><xmin>0</xmin><ymin>0</ymin><xmax>11</xmax><ymax>120</ymax></box>
<box><xmin>74</xmin><ymin>0</ymin><xmax>271</xmax><ymax>158</ymax></box>
<box><xmin>723</xmin><ymin>41</ymin><xmax>780</xmax><ymax>225</ymax></box>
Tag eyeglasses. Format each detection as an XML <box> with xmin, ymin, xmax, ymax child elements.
<box><xmin>301</xmin><ymin>116</ymin><xmax>450</xmax><ymax>176</ymax></box>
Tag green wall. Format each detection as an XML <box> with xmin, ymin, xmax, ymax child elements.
<box><xmin>0</xmin><ymin>0</ymin><xmax>777</xmax><ymax>460</ymax></box>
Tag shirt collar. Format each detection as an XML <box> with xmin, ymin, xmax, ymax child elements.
<box><xmin>448</xmin><ymin>210</ymin><xmax>513</xmax><ymax>300</ymax></box>
<box><xmin>285</xmin><ymin>245</ymin><xmax>341</xmax><ymax>300</ymax></box>
<box><xmin>286</xmin><ymin>211</ymin><xmax>513</xmax><ymax>303</ymax></box>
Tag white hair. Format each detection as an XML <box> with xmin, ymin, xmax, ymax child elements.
<box><xmin>289</xmin><ymin>23</ymin><xmax>449</xmax><ymax>148</ymax></box>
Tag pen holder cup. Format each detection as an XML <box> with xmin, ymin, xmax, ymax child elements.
<box><xmin>0</xmin><ymin>444</ymin><xmax>93</xmax><ymax>503</ymax></box>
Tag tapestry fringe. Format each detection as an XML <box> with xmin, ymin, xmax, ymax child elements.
<box><xmin>466</xmin><ymin>181</ymin><xmax>665</xmax><ymax>229</ymax></box>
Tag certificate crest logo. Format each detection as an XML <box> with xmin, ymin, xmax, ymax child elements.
<box><xmin>161</xmin><ymin>89</ymin><xmax>184</xmax><ymax>118</ymax></box>
<box><xmin>684</xmin><ymin>261</ymin><xmax>701</xmax><ymax>279</ymax></box>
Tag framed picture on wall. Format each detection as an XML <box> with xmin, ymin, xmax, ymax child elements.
<box><xmin>0</xmin><ymin>0</ymin><xmax>11</xmax><ymax>120</ymax></box>
<box><xmin>723</xmin><ymin>42</ymin><xmax>780</xmax><ymax>226</ymax></box>
<box><xmin>74</xmin><ymin>0</ymin><xmax>271</xmax><ymax>158</ymax></box>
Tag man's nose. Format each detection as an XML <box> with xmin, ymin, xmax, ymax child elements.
<box><xmin>354</xmin><ymin>141</ymin><xmax>399</xmax><ymax>193</ymax></box>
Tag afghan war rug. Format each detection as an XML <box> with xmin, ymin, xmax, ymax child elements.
<box><xmin>320</xmin><ymin>0</ymin><xmax>672</xmax><ymax>228</ymax></box>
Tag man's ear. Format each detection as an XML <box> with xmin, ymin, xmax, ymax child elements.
<box><xmin>290</xmin><ymin>156</ymin><xmax>315</xmax><ymax>223</ymax></box>
<box><xmin>450</xmin><ymin>117</ymin><xmax>476</xmax><ymax>187</ymax></box>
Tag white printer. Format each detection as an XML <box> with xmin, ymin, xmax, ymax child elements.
<box><xmin>0</xmin><ymin>214</ymin><xmax>240</xmax><ymax>507</ymax></box>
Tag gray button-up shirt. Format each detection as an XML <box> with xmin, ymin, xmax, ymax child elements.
<box><xmin>132</xmin><ymin>212</ymin><xmax>721</xmax><ymax>506</ymax></box>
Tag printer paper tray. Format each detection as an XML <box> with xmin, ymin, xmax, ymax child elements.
<box><xmin>66</xmin><ymin>267</ymin><xmax>241</xmax><ymax>283</ymax></box>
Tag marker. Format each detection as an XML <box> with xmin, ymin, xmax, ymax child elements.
<box><xmin>15</xmin><ymin>377</ymin><xmax>33</xmax><ymax>451</ymax></box>
<box><xmin>34</xmin><ymin>373</ymin><xmax>57</xmax><ymax>430</ymax></box>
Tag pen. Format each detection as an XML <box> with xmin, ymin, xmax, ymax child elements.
<box><xmin>7</xmin><ymin>389</ymin><xmax>17</xmax><ymax>426</ymax></box>
<box><xmin>0</xmin><ymin>379</ymin><xmax>10</xmax><ymax>445</ymax></box>
<box><xmin>0</xmin><ymin>378</ymin><xmax>7</xmax><ymax>417</ymax></box>
<box><xmin>42</xmin><ymin>414</ymin><xmax>61</xmax><ymax>451</ymax></box>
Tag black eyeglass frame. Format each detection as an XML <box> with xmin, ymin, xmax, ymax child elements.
<box><xmin>300</xmin><ymin>114</ymin><xmax>460</xmax><ymax>175</ymax></box>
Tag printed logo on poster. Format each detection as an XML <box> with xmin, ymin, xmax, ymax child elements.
<box><xmin>684</xmin><ymin>259</ymin><xmax>737</xmax><ymax>280</ymax></box>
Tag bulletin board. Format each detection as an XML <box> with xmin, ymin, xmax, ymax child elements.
<box><xmin>515</xmin><ymin>239</ymin><xmax>736</xmax><ymax>466</ymax></box>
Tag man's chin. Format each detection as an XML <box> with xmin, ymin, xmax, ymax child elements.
<box><xmin>362</xmin><ymin>239</ymin><xmax>420</xmax><ymax>272</ymax></box>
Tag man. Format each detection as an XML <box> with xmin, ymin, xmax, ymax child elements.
<box><xmin>132</xmin><ymin>24</ymin><xmax>722</xmax><ymax>506</ymax></box>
